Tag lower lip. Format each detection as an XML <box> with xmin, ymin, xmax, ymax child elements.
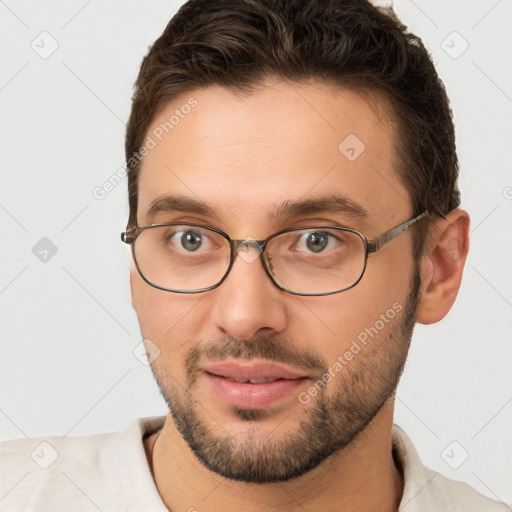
<box><xmin>204</xmin><ymin>372</ymin><xmax>308</xmax><ymax>409</ymax></box>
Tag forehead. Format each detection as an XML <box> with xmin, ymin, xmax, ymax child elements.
<box><xmin>137</xmin><ymin>80</ymin><xmax>411</xmax><ymax>231</ymax></box>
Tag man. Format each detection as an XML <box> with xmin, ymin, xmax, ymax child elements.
<box><xmin>0</xmin><ymin>0</ymin><xmax>508</xmax><ymax>510</ymax></box>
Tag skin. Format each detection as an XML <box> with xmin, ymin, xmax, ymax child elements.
<box><xmin>131</xmin><ymin>79</ymin><xmax>469</xmax><ymax>511</ymax></box>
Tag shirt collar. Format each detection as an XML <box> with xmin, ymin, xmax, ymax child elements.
<box><xmin>112</xmin><ymin>415</ymin><xmax>168</xmax><ymax>511</ymax></box>
<box><xmin>392</xmin><ymin>424</ymin><xmax>437</xmax><ymax>511</ymax></box>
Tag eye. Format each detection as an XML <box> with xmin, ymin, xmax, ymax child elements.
<box><xmin>168</xmin><ymin>228</ymin><xmax>214</xmax><ymax>252</ymax></box>
<box><xmin>294</xmin><ymin>231</ymin><xmax>341</xmax><ymax>254</ymax></box>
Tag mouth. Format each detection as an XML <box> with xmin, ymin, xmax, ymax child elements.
<box><xmin>202</xmin><ymin>359</ymin><xmax>310</xmax><ymax>409</ymax></box>
<box><xmin>207</xmin><ymin>375</ymin><xmax>297</xmax><ymax>384</ymax></box>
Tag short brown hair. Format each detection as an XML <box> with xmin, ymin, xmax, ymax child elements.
<box><xmin>125</xmin><ymin>0</ymin><xmax>460</xmax><ymax>255</ymax></box>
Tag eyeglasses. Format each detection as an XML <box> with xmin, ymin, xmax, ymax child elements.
<box><xmin>121</xmin><ymin>211</ymin><xmax>427</xmax><ymax>296</ymax></box>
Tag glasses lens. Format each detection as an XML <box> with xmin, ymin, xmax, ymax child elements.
<box><xmin>266</xmin><ymin>228</ymin><xmax>366</xmax><ymax>294</ymax></box>
<box><xmin>133</xmin><ymin>225</ymin><xmax>231</xmax><ymax>292</ymax></box>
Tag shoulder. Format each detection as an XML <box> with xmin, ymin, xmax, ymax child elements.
<box><xmin>0</xmin><ymin>429</ymin><xmax>117</xmax><ymax>466</ymax></box>
<box><xmin>0</xmin><ymin>429</ymin><xmax>120</xmax><ymax>510</ymax></box>
<box><xmin>0</xmin><ymin>416</ymin><xmax>166</xmax><ymax>511</ymax></box>
<box><xmin>421</xmin><ymin>466</ymin><xmax>511</xmax><ymax>512</ymax></box>
<box><xmin>393</xmin><ymin>425</ymin><xmax>510</xmax><ymax>512</ymax></box>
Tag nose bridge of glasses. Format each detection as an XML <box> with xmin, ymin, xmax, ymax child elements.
<box><xmin>232</xmin><ymin>237</ymin><xmax>265</xmax><ymax>265</ymax></box>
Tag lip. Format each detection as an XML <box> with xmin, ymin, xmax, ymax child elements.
<box><xmin>202</xmin><ymin>359</ymin><xmax>310</xmax><ymax>409</ymax></box>
<box><xmin>203</xmin><ymin>359</ymin><xmax>308</xmax><ymax>381</ymax></box>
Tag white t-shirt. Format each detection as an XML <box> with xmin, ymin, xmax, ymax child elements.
<box><xmin>0</xmin><ymin>416</ymin><xmax>508</xmax><ymax>511</ymax></box>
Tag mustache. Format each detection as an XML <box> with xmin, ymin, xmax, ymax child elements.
<box><xmin>185</xmin><ymin>336</ymin><xmax>327</xmax><ymax>386</ymax></box>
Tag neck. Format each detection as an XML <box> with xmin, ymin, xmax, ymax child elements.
<box><xmin>146</xmin><ymin>403</ymin><xmax>403</xmax><ymax>512</ymax></box>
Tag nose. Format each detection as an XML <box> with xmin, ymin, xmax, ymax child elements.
<box><xmin>209</xmin><ymin>243</ymin><xmax>288</xmax><ymax>341</ymax></box>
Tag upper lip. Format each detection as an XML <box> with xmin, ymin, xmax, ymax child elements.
<box><xmin>203</xmin><ymin>359</ymin><xmax>308</xmax><ymax>381</ymax></box>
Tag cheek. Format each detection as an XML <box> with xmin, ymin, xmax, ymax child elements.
<box><xmin>131</xmin><ymin>271</ymin><xmax>199</xmax><ymax>344</ymax></box>
<box><xmin>297</xmin><ymin>293</ymin><xmax>384</xmax><ymax>357</ymax></box>
<box><xmin>362</xmin><ymin>233</ymin><xmax>416</xmax><ymax>303</ymax></box>
<box><xmin>300</xmin><ymin>258</ymin><xmax>414</xmax><ymax>363</ymax></box>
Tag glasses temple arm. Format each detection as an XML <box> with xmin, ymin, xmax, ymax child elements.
<box><xmin>367</xmin><ymin>211</ymin><xmax>428</xmax><ymax>253</ymax></box>
<box><xmin>121</xmin><ymin>229</ymin><xmax>137</xmax><ymax>244</ymax></box>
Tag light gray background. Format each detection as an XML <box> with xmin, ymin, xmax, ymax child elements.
<box><xmin>1</xmin><ymin>0</ymin><xmax>511</xmax><ymax>505</ymax></box>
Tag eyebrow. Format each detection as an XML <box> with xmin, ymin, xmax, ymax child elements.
<box><xmin>147</xmin><ymin>194</ymin><xmax>215</xmax><ymax>219</ymax></box>
<box><xmin>146</xmin><ymin>193</ymin><xmax>368</xmax><ymax>222</ymax></box>
<box><xmin>270</xmin><ymin>194</ymin><xmax>368</xmax><ymax>220</ymax></box>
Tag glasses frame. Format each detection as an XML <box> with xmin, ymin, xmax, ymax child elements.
<box><xmin>121</xmin><ymin>211</ymin><xmax>428</xmax><ymax>296</ymax></box>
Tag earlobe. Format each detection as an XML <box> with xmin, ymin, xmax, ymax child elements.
<box><xmin>416</xmin><ymin>209</ymin><xmax>470</xmax><ymax>325</ymax></box>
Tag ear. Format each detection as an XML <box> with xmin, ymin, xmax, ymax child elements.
<box><xmin>416</xmin><ymin>209</ymin><xmax>470</xmax><ymax>325</ymax></box>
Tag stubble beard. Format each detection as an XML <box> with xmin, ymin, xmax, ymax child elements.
<box><xmin>147</xmin><ymin>268</ymin><xmax>421</xmax><ymax>484</ymax></box>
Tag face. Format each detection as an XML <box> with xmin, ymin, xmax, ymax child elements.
<box><xmin>130</xmin><ymin>79</ymin><xmax>421</xmax><ymax>483</ymax></box>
